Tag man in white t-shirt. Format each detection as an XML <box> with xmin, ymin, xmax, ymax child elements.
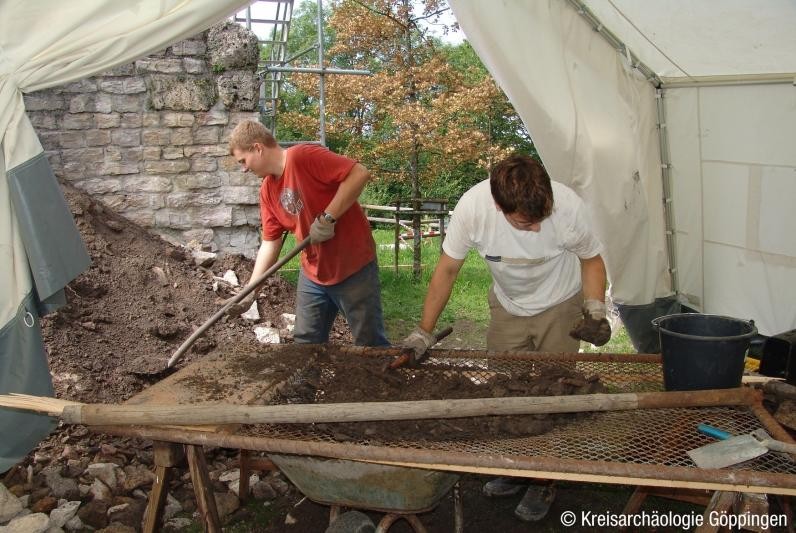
<box><xmin>401</xmin><ymin>154</ymin><xmax>610</xmax><ymax>522</ymax></box>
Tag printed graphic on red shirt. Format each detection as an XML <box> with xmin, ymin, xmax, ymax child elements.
<box><xmin>259</xmin><ymin>144</ymin><xmax>375</xmax><ymax>285</ymax></box>
<box><xmin>279</xmin><ymin>188</ymin><xmax>303</xmax><ymax>216</ymax></box>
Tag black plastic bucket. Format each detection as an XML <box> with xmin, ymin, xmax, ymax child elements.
<box><xmin>651</xmin><ymin>314</ymin><xmax>757</xmax><ymax>391</ymax></box>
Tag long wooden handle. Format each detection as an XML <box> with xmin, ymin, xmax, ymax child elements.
<box><xmin>166</xmin><ymin>236</ymin><xmax>312</xmax><ymax>368</ymax></box>
<box><xmin>60</xmin><ymin>388</ymin><xmax>756</xmax><ymax>426</ymax></box>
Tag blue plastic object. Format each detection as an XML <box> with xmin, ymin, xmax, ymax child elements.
<box><xmin>697</xmin><ymin>424</ymin><xmax>733</xmax><ymax>441</ymax></box>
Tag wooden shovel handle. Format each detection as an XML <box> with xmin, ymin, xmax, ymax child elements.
<box><xmin>166</xmin><ymin>236</ymin><xmax>311</xmax><ymax>368</ymax></box>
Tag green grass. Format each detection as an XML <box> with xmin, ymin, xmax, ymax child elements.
<box><xmin>275</xmin><ymin>228</ymin><xmax>635</xmax><ymax>353</ymax></box>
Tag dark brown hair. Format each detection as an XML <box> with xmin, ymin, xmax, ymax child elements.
<box><xmin>490</xmin><ymin>154</ymin><xmax>553</xmax><ymax>221</ymax></box>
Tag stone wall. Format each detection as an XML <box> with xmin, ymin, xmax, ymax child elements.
<box><xmin>25</xmin><ymin>22</ymin><xmax>263</xmax><ymax>256</ymax></box>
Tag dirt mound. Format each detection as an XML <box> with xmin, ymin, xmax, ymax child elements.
<box><xmin>41</xmin><ymin>182</ymin><xmax>352</xmax><ymax>403</ymax></box>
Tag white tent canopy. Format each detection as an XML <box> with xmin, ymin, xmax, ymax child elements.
<box><xmin>450</xmin><ymin>0</ymin><xmax>796</xmax><ymax>338</ymax></box>
<box><xmin>0</xmin><ymin>0</ymin><xmax>248</xmax><ymax>472</ymax></box>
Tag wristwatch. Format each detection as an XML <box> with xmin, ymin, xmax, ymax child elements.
<box><xmin>321</xmin><ymin>212</ymin><xmax>336</xmax><ymax>224</ymax></box>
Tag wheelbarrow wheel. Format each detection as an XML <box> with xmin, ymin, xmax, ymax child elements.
<box><xmin>325</xmin><ymin>510</ymin><xmax>375</xmax><ymax>533</ymax></box>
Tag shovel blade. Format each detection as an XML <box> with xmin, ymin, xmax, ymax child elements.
<box><xmin>687</xmin><ymin>434</ymin><xmax>768</xmax><ymax>469</ymax></box>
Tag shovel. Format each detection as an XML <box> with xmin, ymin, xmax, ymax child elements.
<box><xmin>164</xmin><ymin>236</ymin><xmax>312</xmax><ymax>370</ymax></box>
<box><xmin>687</xmin><ymin>423</ymin><xmax>796</xmax><ymax>469</ymax></box>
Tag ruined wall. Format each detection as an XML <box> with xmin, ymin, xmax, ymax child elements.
<box><xmin>25</xmin><ymin>22</ymin><xmax>263</xmax><ymax>255</ymax></box>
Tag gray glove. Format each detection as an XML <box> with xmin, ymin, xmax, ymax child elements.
<box><xmin>224</xmin><ymin>291</ymin><xmax>257</xmax><ymax>318</ymax></box>
<box><xmin>309</xmin><ymin>215</ymin><xmax>335</xmax><ymax>243</ymax></box>
<box><xmin>400</xmin><ymin>327</ymin><xmax>437</xmax><ymax>362</ymax></box>
<box><xmin>569</xmin><ymin>299</ymin><xmax>612</xmax><ymax>346</ymax></box>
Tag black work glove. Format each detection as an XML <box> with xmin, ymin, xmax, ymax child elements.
<box><xmin>569</xmin><ymin>299</ymin><xmax>612</xmax><ymax>346</ymax></box>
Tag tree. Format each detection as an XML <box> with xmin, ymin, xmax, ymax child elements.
<box><xmin>276</xmin><ymin>0</ymin><xmax>534</xmax><ymax>274</ymax></box>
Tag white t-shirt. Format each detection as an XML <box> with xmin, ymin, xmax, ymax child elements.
<box><xmin>443</xmin><ymin>179</ymin><xmax>603</xmax><ymax>316</ymax></box>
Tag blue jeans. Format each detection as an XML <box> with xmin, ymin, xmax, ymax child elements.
<box><xmin>294</xmin><ymin>260</ymin><xmax>389</xmax><ymax>346</ymax></box>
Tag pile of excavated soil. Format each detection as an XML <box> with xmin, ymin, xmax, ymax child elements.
<box><xmin>41</xmin><ymin>183</ymin><xmax>352</xmax><ymax>404</ymax></box>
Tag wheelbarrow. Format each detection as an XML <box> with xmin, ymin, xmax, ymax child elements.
<box><xmin>268</xmin><ymin>454</ymin><xmax>462</xmax><ymax>532</ymax></box>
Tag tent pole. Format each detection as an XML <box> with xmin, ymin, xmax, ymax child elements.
<box><xmin>566</xmin><ymin>0</ymin><xmax>679</xmax><ymax>296</ymax></box>
<box><xmin>655</xmin><ymin>88</ymin><xmax>678</xmax><ymax>295</ymax></box>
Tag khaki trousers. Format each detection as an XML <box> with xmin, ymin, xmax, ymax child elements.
<box><xmin>486</xmin><ymin>286</ymin><xmax>582</xmax><ymax>353</ymax></box>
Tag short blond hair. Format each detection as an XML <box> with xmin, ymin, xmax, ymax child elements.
<box><xmin>228</xmin><ymin>120</ymin><xmax>278</xmax><ymax>154</ymax></box>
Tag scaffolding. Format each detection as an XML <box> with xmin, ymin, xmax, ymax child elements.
<box><xmin>233</xmin><ymin>0</ymin><xmax>370</xmax><ymax>146</ymax></box>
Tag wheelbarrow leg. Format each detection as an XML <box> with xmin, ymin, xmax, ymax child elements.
<box><xmin>376</xmin><ymin>514</ymin><xmax>427</xmax><ymax>533</ymax></box>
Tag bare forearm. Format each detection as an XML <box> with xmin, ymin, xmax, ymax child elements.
<box><xmin>324</xmin><ymin>163</ymin><xmax>370</xmax><ymax>219</ymax></box>
<box><xmin>247</xmin><ymin>239</ymin><xmax>282</xmax><ymax>288</ymax></box>
<box><xmin>419</xmin><ymin>254</ymin><xmax>463</xmax><ymax>333</ymax></box>
<box><xmin>580</xmin><ymin>254</ymin><xmax>607</xmax><ymax>302</ymax></box>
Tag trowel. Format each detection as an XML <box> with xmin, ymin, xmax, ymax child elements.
<box><xmin>687</xmin><ymin>423</ymin><xmax>796</xmax><ymax>469</ymax></box>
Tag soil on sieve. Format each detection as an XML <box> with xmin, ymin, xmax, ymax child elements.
<box><xmin>40</xmin><ymin>182</ymin><xmax>353</xmax><ymax>404</ymax></box>
<box><xmin>246</xmin><ymin>349</ymin><xmax>608</xmax><ymax>442</ymax></box>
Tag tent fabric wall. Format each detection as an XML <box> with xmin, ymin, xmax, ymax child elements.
<box><xmin>448</xmin><ymin>0</ymin><xmax>671</xmax><ymax>307</ymax></box>
<box><xmin>0</xmin><ymin>0</ymin><xmax>249</xmax><ymax>473</ymax></box>
<box><xmin>667</xmin><ymin>83</ymin><xmax>796</xmax><ymax>336</ymax></box>
<box><xmin>450</xmin><ymin>0</ymin><xmax>796</xmax><ymax>338</ymax></box>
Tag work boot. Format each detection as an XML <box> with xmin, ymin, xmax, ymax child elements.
<box><xmin>482</xmin><ymin>477</ymin><xmax>525</xmax><ymax>497</ymax></box>
<box><xmin>514</xmin><ymin>484</ymin><xmax>556</xmax><ymax>522</ymax></box>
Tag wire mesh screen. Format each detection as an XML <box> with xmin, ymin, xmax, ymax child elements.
<box><xmin>232</xmin><ymin>346</ymin><xmax>796</xmax><ymax>477</ymax></box>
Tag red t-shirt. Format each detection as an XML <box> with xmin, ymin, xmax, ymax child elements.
<box><xmin>259</xmin><ymin>144</ymin><xmax>375</xmax><ymax>285</ymax></box>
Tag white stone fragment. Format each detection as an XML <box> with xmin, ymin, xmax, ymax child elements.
<box><xmin>254</xmin><ymin>326</ymin><xmax>280</xmax><ymax>344</ymax></box>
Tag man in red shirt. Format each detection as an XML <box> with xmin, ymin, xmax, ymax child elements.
<box><xmin>227</xmin><ymin>120</ymin><xmax>388</xmax><ymax>346</ymax></box>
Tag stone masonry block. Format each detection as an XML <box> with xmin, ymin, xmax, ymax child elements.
<box><xmin>63</xmin><ymin>80</ymin><xmax>98</xmax><ymax>93</ymax></box>
<box><xmin>124</xmin><ymin>175</ymin><xmax>173</xmax><ymax>193</ymax></box>
<box><xmin>171</xmin><ymin>39</ymin><xmax>207</xmax><ymax>56</ymax></box>
<box><xmin>135</xmin><ymin>58</ymin><xmax>184</xmax><ymax>74</ymax></box>
<box><xmin>170</xmin><ymin>128</ymin><xmax>193</xmax><ymax>145</ymax></box>
<box><xmin>144</xmin><ymin>160</ymin><xmax>190</xmax><ymax>174</ymax></box>
<box><xmin>111</xmin><ymin>129</ymin><xmax>141</xmax><ymax>147</ymax></box>
<box><xmin>119</xmin><ymin>113</ymin><xmax>143</xmax><ymax>128</ymax></box>
<box><xmin>79</xmin><ymin>177</ymin><xmax>122</xmax><ymax>195</ymax></box>
<box><xmin>110</xmin><ymin>94</ymin><xmax>143</xmax><ymax>113</ymax></box>
<box><xmin>146</xmin><ymin>75</ymin><xmax>215</xmax><ymax>111</ymax></box>
<box><xmin>25</xmin><ymin>93</ymin><xmax>65</xmax><ymax>111</ymax></box>
<box><xmin>183</xmin><ymin>58</ymin><xmax>207</xmax><ymax>74</ymax></box>
<box><xmin>143</xmin><ymin>112</ymin><xmax>160</xmax><ymax>127</ymax></box>
<box><xmin>100</xmin><ymin>162</ymin><xmax>140</xmax><ymax>175</ymax></box>
<box><xmin>29</xmin><ymin>113</ymin><xmax>58</xmax><ymax>130</ymax></box>
<box><xmin>162</xmin><ymin>147</ymin><xmax>184</xmax><ymax>160</ymax></box>
<box><xmin>207</xmin><ymin>22</ymin><xmax>259</xmax><ymax>71</ymax></box>
<box><xmin>196</xmin><ymin>110</ymin><xmax>229</xmax><ymax>126</ymax></box>
<box><xmin>94</xmin><ymin>113</ymin><xmax>121</xmax><ymax>129</ymax></box>
<box><xmin>59</xmin><ymin>131</ymin><xmax>87</xmax><ymax>149</ymax></box>
<box><xmin>62</xmin><ymin>113</ymin><xmax>94</xmax><ymax>130</ymax></box>
<box><xmin>193</xmin><ymin>126</ymin><xmax>220</xmax><ymax>144</ymax></box>
<box><xmin>174</xmin><ymin>173</ymin><xmax>222</xmax><ymax>190</ymax></box>
<box><xmin>222</xmin><ymin>186</ymin><xmax>259</xmax><ymax>205</ymax></box>
<box><xmin>161</xmin><ymin>113</ymin><xmax>196</xmax><ymax>127</ymax></box>
<box><xmin>190</xmin><ymin>158</ymin><xmax>217</xmax><ymax>172</ymax></box>
<box><xmin>101</xmin><ymin>78</ymin><xmax>147</xmax><ymax>94</ymax></box>
<box><xmin>143</xmin><ymin>147</ymin><xmax>161</xmax><ymax>160</ymax></box>
<box><xmin>99</xmin><ymin>64</ymin><xmax>135</xmax><ymax>77</ymax></box>
<box><xmin>85</xmin><ymin>130</ymin><xmax>111</xmax><ymax>146</ymax></box>
<box><xmin>183</xmin><ymin>144</ymin><xmax>228</xmax><ymax>157</ymax></box>
<box><xmin>142</xmin><ymin>128</ymin><xmax>171</xmax><ymax>146</ymax></box>
<box><xmin>166</xmin><ymin>191</ymin><xmax>222</xmax><ymax>208</ymax></box>
<box><xmin>105</xmin><ymin>146</ymin><xmax>143</xmax><ymax>163</ymax></box>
